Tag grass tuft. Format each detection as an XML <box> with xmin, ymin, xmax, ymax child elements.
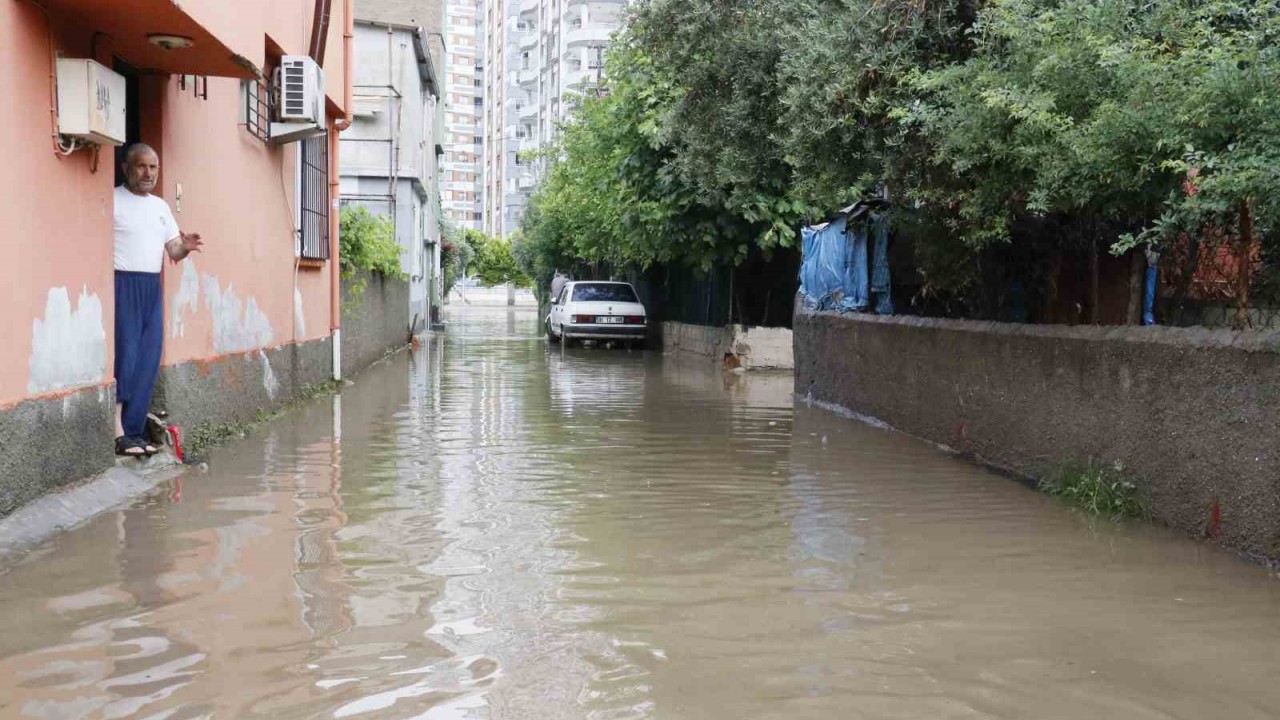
<box><xmin>1038</xmin><ymin>459</ymin><xmax>1147</xmax><ymax>520</ymax></box>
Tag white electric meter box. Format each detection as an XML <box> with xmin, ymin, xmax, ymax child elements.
<box><xmin>56</xmin><ymin>59</ymin><xmax>127</xmax><ymax>146</ymax></box>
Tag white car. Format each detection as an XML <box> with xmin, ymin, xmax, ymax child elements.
<box><xmin>546</xmin><ymin>281</ymin><xmax>649</xmax><ymax>348</ymax></box>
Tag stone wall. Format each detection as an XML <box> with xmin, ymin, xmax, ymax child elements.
<box><xmin>0</xmin><ymin>271</ymin><xmax>410</xmax><ymax>519</ymax></box>
<box><xmin>155</xmin><ymin>337</ymin><xmax>333</xmax><ymax>434</ymax></box>
<box><xmin>341</xmin><ymin>270</ymin><xmax>410</xmax><ymax>377</ymax></box>
<box><xmin>794</xmin><ymin>307</ymin><xmax>1280</xmax><ymax>562</ymax></box>
<box><xmin>0</xmin><ymin>386</ymin><xmax>115</xmax><ymax>516</ymax></box>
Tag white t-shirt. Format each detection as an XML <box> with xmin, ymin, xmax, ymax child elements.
<box><xmin>113</xmin><ymin>186</ymin><xmax>180</xmax><ymax>273</ymax></box>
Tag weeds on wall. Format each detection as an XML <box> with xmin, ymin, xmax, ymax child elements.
<box><xmin>1039</xmin><ymin>459</ymin><xmax>1148</xmax><ymax>521</ymax></box>
<box><xmin>339</xmin><ymin>206</ymin><xmax>405</xmax><ymax>305</ymax></box>
<box><xmin>184</xmin><ymin>379</ymin><xmax>343</xmax><ymax>460</ymax></box>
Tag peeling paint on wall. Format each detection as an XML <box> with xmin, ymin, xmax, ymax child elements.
<box><xmin>202</xmin><ymin>275</ymin><xmax>275</xmax><ymax>354</ymax></box>
<box><xmin>294</xmin><ymin>288</ymin><xmax>307</xmax><ymax>339</ymax></box>
<box><xmin>28</xmin><ymin>287</ymin><xmax>108</xmax><ymax>394</ymax></box>
<box><xmin>259</xmin><ymin>350</ymin><xmax>279</xmax><ymax>400</ymax></box>
<box><xmin>171</xmin><ymin>260</ymin><xmax>201</xmax><ymax>338</ymax></box>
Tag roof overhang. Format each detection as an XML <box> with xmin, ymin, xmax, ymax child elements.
<box><xmin>43</xmin><ymin>0</ymin><xmax>260</xmax><ymax>79</ymax></box>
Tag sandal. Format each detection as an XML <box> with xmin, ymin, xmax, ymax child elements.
<box><xmin>138</xmin><ymin>437</ymin><xmax>159</xmax><ymax>456</ymax></box>
<box><xmin>115</xmin><ymin>435</ymin><xmax>145</xmax><ymax>458</ymax></box>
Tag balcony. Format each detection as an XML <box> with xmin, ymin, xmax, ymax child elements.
<box><xmin>518</xmin><ymin>103</ymin><xmax>538</xmax><ymax>120</ymax></box>
<box><xmin>519</xmin><ymin>0</ymin><xmax>539</xmax><ymax>17</ymax></box>
<box><xmin>518</xmin><ymin>67</ymin><xmax>539</xmax><ymax>86</ymax></box>
<box><xmin>564</xmin><ymin>68</ymin><xmax>598</xmax><ymax>88</ymax></box>
<box><xmin>565</xmin><ymin>25</ymin><xmax>612</xmax><ymax>47</ymax></box>
<box><xmin>519</xmin><ymin>31</ymin><xmax>539</xmax><ymax>52</ymax></box>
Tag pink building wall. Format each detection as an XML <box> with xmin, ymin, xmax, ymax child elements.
<box><xmin>0</xmin><ymin>0</ymin><xmax>350</xmax><ymax>410</ymax></box>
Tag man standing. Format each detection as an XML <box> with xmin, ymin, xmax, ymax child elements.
<box><xmin>113</xmin><ymin>144</ymin><xmax>203</xmax><ymax>457</ymax></box>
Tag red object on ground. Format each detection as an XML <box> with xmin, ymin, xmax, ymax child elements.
<box><xmin>167</xmin><ymin>425</ymin><xmax>184</xmax><ymax>463</ymax></box>
<box><xmin>1208</xmin><ymin>500</ymin><xmax>1221</xmax><ymax>539</ymax></box>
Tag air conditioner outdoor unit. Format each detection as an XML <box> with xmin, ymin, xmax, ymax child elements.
<box><xmin>270</xmin><ymin>55</ymin><xmax>326</xmax><ymax>144</ymax></box>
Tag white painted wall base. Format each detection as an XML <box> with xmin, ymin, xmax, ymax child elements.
<box><xmin>660</xmin><ymin>322</ymin><xmax>793</xmax><ymax>370</ymax></box>
<box><xmin>332</xmin><ymin>328</ymin><xmax>343</xmax><ymax>381</ymax></box>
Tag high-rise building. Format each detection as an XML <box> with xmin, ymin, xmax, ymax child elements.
<box><xmin>442</xmin><ymin>0</ymin><xmax>486</xmax><ymax>231</ymax></box>
<box><xmin>483</xmin><ymin>0</ymin><xmax>625</xmax><ymax>238</ymax></box>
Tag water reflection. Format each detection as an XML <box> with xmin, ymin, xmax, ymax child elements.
<box><xmin>0</xmin><ymin>306</ymin><xmax>1277</xmax><ymax>720</ymax></box>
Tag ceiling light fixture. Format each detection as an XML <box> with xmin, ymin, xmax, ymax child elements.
<box><xmin>148</xmin><ymin>34</ymin><xmax>195</xmax><ymax>50</ymax></box>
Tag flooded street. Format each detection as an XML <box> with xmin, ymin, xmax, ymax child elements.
<box><xmin>1</xmin><ymin>306</ymin><xmax>1279</xmax><ymax>720</ymax></box>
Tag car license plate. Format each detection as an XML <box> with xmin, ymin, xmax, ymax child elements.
<box><xmin>597</xmin><ymin>316</ymin><xmax>623</xmax><ymax>324</ymax></box>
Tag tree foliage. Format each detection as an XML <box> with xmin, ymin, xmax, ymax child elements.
<box><xmin>520</xmin><ymin>0</ymin><xmax>1280</xmax><ymax>296</ymax></box>
<box><xmin>339</xmin><ymin>206</ymin><xmax>405</xmax><ymax>278</ymax></box>
<box><xmin>465</xmin><ymin>229</ymin><xmax>532</xmax><ymax>287</ymax></box>
<box><xmin>440</xmin><ymin>215</ymin><xmax>472</xmax><ymax>297</ymax></box>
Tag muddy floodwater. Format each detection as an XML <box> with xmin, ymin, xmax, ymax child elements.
<box><xmin>1</xmin><ymin>306</ymin><xmax>1278</xmax><ymax>720</ymax></box>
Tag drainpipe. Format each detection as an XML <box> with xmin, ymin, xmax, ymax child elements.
<box><xmin>329</xmin><ymin>123</ymin><xmax>342</xmax><ymax>381</ymax></box>
<box><xmin>330</xmin><ymin>0</ymin><xmax>354</xmax><ymax>381</ymax></box>
<box><xmin>336</xmin><ymin>0</ymin><xmax>354</xmax><ymax>131</ymax></box>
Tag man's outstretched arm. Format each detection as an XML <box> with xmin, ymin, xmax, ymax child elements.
<box><xmin>166</xmin><ymin>231</ymin><xmax>204</xmax><ymax>261</ymax></box>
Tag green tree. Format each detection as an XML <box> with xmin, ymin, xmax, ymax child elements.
<box><xmin>439</xmin><ymin>215</ymin><xmax>473</xmax><ymax>297</ymax></box>
<box><xmin>465</xmin><ymin>229</ymin><xmax>531</xmax><ymax>287</ymax></box>
<box><xmin>903</xmin><ymin>0</ymin><xmax>1280</xmax><ymax>254</ymax></box>
<box><xmin>523</xmin><ymin>0</ymin><xmax>1280</xmax><ymax>305</ymax></box>
<box><xmin>339</xmin><ymin>206</ymin><xmax>405</xmax><ymax>278</ymax></box>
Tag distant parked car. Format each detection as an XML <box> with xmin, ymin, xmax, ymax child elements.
<box><xmin>546</xmin><ymin>281</ymin><xmax>648</xmax><ymax>348</ymax></box>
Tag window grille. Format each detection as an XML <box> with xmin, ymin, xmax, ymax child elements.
<box><xmin>242</xmin><ymin>79</ymin><xmax>272</xmax><ymax>143</ymax></box>
<box><xmin>300</xmin><ymin>133</ymin><xmax>331</xmax><ymax>260</ymax></box>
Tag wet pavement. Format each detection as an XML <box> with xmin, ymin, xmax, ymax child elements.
<box><xmin>1</xmin><ymin>306</ymin><xmax>1279</xmax><ymax>719</ymax></box>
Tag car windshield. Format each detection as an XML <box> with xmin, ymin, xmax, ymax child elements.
<box><xmin>571</xmin><ymin>283</ymin><xmax>638</xmax><ymax>303</ymax></box>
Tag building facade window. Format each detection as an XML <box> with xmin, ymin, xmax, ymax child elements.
<box><xmin>300</xmin><ymin>133</ymin><xmax>330</xmax><ymax>260</ymax></box>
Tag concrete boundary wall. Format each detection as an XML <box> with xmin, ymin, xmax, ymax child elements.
<box><xmin>661</xmin><ymin>322</ymin><xmax>794</xmax><ymax>370</ymax></box>
<box><xmin>0</xmin><ymin>272</ymin><xmax>410</xmax><ymax>520</ymax></box>
<box><xmin>794</xmin><ymin>307</ymin><xmax>1280</xmax><ymax>562</ymax></box>
<box><xmin>341</xmin><ymin>270</ymin><xmax>411</xmax><ymax>377</ymax></box>
<box><xmin>0</xmin><ymin>386</ymin><xmax>115</xmax><ymax>516</ymax></box>
<box><xmin>155</xmin><ymin>337</ymin><xmax>334</xmax><ymax>435</ymax></box>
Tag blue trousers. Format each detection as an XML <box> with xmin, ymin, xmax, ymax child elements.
<box><xmin>115</xmin><ymin>271</ymin><xmax>164</xmax><ymax>438</ymax></box>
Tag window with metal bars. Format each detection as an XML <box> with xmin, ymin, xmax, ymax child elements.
<box><xmin>299</xmin><ymin>133</ymin><xmax>330</xmax><ymax>260</ymax></box>
<box><xmin>241</xmin><ymin>79</ymin><xmax>272</xmax><ymax>142</ymax></box>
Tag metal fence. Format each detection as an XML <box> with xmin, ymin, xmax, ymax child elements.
<box><xmin>630</xmin><ymin>249</ymin><xmax>801</xmax><ymax>329</ymax></box>
<box><xmin>1155</xmin><ymin>234</ymin><xmax>1280</xmax><ymax>330</ymax></box>
<box><xmin>800</xmin><ymin>207</ymin><xmax>1280</xmax><ymax>331</ymax></box>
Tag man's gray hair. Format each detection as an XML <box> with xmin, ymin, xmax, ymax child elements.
<box><xmin>123</xmin><ymin>143</ymin><xmax>158</xmax><ymax>164</ymax></box>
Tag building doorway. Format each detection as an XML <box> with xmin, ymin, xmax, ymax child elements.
<box><xmin>111</xmin><ymin>58</ymin><xmax>142</xmax><ymax>187</ymax></box>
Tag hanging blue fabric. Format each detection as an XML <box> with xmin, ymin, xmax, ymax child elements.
<box><xmin>799</xmin><ymin>217</ymin><xmax>851</xmax><ymax>311</ymax></box>
<box><xmin>869</xmin><ymin>214</ymin><xmax>894</xmax><ymax>315</ymax></box>
<box><xmin>1143</xmin><ymin>256</ymin><xmax>1158</xmax><ymax>325</ymax></box>
<box><xmin>799</xmin><ymin>226</ymin><xmax>818</xmax><ymax>307</ymax></box>
<box><xmin>840</xmin><ymin>220</ymin><xmax>869</xmax><ymax>312</ymax></box>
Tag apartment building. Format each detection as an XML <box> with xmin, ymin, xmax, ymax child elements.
<box><xmin>339</xmin><ymin>19</ymin><xmax>444</xmax><ymax>335</ymax></box>
<box><xmin>443</xmin><ymin>0</ymin><xmax>486</xmax><ymax>230</ymax></box>
<box><xmin>483</xmin><ymin>0</ymin><xmax>624</xmax><ymax>238</ymax></box>
<box><xmin>1</xmin><ymin>0</ymin><xmax>351</xmax><ymax>510</ymax></box>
